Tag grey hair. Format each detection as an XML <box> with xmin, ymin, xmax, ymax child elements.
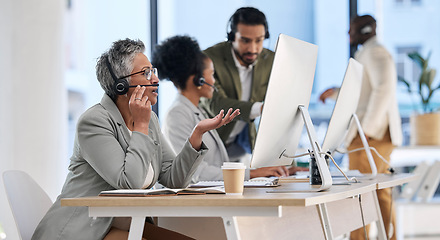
<box><xmin>96</xmin><ymin>38</ymin><xmax>146</xmax><ymax>101</ymax></box>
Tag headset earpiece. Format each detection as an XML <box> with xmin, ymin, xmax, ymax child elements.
<box><xmin>360</xmin><ymin>25</ymin><xmax>373</xmax><ymax>35</ymax></box>
<box><xmin>114</xmin><ymin>78</ymin><xmax>129</xmax><ymax>95</ymax></box>
<box><xmin>226</xmin><ymin>15</ymin><xmax>235</xmax><ymax>42</ymax></box>
<box><xmin>227</xmin><ymin>31</ymin><xmax>235</xmax><ymax>42</ymax></box>
<box><xmin>193</xmin><ymin>75</ymin><xmax>204</xmax><ymax>87</ymax></box>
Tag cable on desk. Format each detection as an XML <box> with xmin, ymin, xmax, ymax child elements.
<box><xmin>358</xmin><ymin>194</ymin><xmax>369</xmax><ymax>240</ymax></box>
<box><xmin>336</xmin><ymin>147</ymin><xmax>395</xmax><ymax>174</ymax></box>
<box><xmin>282</xmin><ymin>151</ymin><xmax>358</xmax><ymax>183</ymax></box>
<box><xmin>320</xmin><ymin>151</ymin><xmax>358</xmax><ymax>183</ymax></box>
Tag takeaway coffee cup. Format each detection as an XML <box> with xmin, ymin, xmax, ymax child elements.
<box><xmin>221</xmin><ymin>162</ymin><xmax>246</xmax><ymax>195</ymax></box>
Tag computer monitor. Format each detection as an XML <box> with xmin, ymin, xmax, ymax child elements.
<box><xmin>321</xmin><ymin>58</ymin><xmax>363</xmax><ymax>153</ymax></box>
<box><xmin>250</xmin><ymin>34</ymin><xmax>332</xmax><ymax>191</ymax></box>
<box><xmin>321</xmin><ymin>58</ymin><xmax>378</xmax><ymax>179</ymax></box>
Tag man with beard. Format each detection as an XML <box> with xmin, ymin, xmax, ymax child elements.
<box><xmin>201</xmin><ymin>7</ymin><xmax>274</xmax><ymax>161</ymax></box>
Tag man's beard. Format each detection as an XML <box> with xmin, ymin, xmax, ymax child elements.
<box><xmin>234</xmin><ymin>49</ymin><xmax>258</xmax><ymax>66</ymax></box>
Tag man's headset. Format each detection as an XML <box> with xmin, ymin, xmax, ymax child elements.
<box><xmin>226</xmin><ymin>7</ymin><xmax>270</xmax><ymax>42</ymax></box>
<box><xmin>105</xmin><ymin>56</ymin><xmax>158</xmax><ymax>95</ymax></box>
<box><xmin>360</xmin><ymin>25</ymin><xmax>373</xmax><ymax>35</ymax></box>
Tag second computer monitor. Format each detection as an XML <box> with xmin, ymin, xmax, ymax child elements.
<box><xmin>321</xmin><ymin>58</ymin><xmax>363</xmax><ymax>154</ymax></box>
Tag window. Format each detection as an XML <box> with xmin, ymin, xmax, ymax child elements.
<box><xmin>396</xmin><ymin>46</ymin><xmax>422</xmax><ymax>87</ymax></box>
<box><xmin>395</xmin><ymin>0</ymin><xmax>422</xmax><ymax>5</ymax></box>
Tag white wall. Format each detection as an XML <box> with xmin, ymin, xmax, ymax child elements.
<box><xmin>0</xmin><ymin>0</ymin><xmax>67</xmax><ymax>239</ymax></box>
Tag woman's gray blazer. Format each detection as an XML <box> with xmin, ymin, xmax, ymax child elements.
<box><xmin>32</xmin><ymin>94</ymin><xmax>207</xmax><ymax>240</ymax></box>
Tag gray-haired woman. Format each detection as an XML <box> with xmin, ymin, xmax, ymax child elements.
<box><xmin>32</xmin><ymin>38</ymin><xmax>239</xmax><ymax>240</ymax></box>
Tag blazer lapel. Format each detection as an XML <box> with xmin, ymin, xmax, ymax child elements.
<box><xmin>195</xmin><ymin>108</ymin><xmax>218</xmax><ymax>142</ymax></box>
<box><xmin>179</xmin><ymin>95</ymin><xmax>226</xmax><ymax>156</ymax></box>
<box><xmin>223</xmin><ymin>46</ymin><xmax>242</xmax><ymax>99</ymax></box>
<box><xmin>251</xmin><ymin>50</ymin><xmax>269</xmax><ymax>100</ymax></box>
<box><xmin>196</xmin><ymin>104</ymin><xmax>228</xmax><ymax>160</ymax></box>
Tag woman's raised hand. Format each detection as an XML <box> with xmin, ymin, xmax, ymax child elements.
<box><xmin>129</xmin><ymin>86</ymin><xmax>151</xmax><ymax>134</ymax></box>
<box><xmin>197</xmin><ymin>108</ymin><xmax>240</xmax><ymax>133</ymax></box>
<box><xmin>189</xmin><ymin>108</ymin><xmax>240</xmax><ymax>151</ymax></box>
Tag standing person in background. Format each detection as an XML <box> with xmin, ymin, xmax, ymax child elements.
<box><xmin>200</xmin><ymin>7</ymin><xmax>275</xmax><ymax>162</ymax></box>
<box><xmin>154</xmin><ymin>35</ymin><xmax>305</xmax><ymax>183</ymax></box>
<box><xmin>319</xmin><ymin>15</ymin><xmax>402</xmax><ymax>240</ymax></box>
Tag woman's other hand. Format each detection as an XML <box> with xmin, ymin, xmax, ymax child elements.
<box><xmin>189</xmin><ymin>108</ymin><xmax>240</xmax><ymax>150</ymax></box>
<box><xmin>197</xmin><ymin>108</ymin><xmax>240</xmax><ymax>133</ymax></box>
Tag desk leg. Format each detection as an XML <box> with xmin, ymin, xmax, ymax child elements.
<box><xmin>372</xmin><ymin>191</ymin><xmax>387</xmax><ymax>240</ymax></box>
<box><xmin>222</xmin><ymin>216</ymin><xmax>241</xmax><ymax>240</ymax></box>
<box><xmin>317</xmin><ymin>203</ymin><xmax>333</xmax><ymax>240</ymax></box>
<box><xmin>128</xmin><ymin>216</ymin><xmax>145</xmax><ymax>240</ymax></box>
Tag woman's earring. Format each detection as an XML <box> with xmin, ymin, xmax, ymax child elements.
<box><xmin>197</xmin><ymin>86</ymin><xmax>202</xmax><ymax>90</ymax></box>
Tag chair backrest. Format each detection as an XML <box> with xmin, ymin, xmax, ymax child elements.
<box><xmin>2</xmin><ymin>170</ymin><xmax>53</xmax><ymax>240</ymax></box>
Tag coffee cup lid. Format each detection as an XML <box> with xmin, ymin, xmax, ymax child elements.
<box><xmin>221</xmin><ymin>162</ymin><xmax>246</xmax><ymax>169</ymax></box>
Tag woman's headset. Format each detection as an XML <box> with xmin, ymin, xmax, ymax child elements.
<box><xmin>105</xmin><ymin>56</ymin><xmax>130</xmax><ymax>95</ymax></box>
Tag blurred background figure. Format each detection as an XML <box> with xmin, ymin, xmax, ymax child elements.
<box><xmin>319</xmin><ymin>15</ymin><xmax>402</xmax><ymax>240</ymax></box>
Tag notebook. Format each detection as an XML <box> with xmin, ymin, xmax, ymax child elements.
<box><xmin>99</xmin><ymin>186</ymin><xmax>225</xmax><ymax>197</ymax></box>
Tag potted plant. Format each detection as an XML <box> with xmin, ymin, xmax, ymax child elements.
<box><xmin>398</xmin><ymin>51</ymin><xmax>440</xmax><ymax>145</ymax></box>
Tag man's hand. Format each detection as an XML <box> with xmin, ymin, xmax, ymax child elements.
<box><xmin>288</xmin><ymin>166</ymin><xmax>309</xmax><ymax>175</ymax></box>
<box><xmin>250</xmin><ymin>166</ymin><xmax>289</xmax><ymax>178</ymax></box>
<box><xmin>319</xmin><ymin>88</ymin><xmax>336</xmax><ymax>103</ymax></box>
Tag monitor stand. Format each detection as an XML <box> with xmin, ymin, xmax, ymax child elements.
<box><xmin>349</xmin><ymin>113</ymin><xmax>377</xmax><ymax>179</ymax></box>
<box><xmin>300</xmin><ymin>106</ymin><xmax>332</xmax><ymax>191</ymax></box>
<box><xmin>268</xmin><ymin>105</ymin><xmax>332</xmax><ymax>193</ymax></box>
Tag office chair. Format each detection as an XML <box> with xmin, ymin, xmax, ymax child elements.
<box><xmin>2</xmin><ymin>170</ymin><xmax>52</xmax><ymax>240</ymax></box>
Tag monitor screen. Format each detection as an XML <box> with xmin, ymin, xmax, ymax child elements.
<box><xmin>250</xmin><ymin>34</ymin><xmax>318</xmax><ymax>168</ymax></box>
<box><xmin>321</xmin><ymin>58</ymin><xmax>363</xmax><ymax>154</ymax></box>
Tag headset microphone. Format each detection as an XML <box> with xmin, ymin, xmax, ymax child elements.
<box><xmin>199</xmin><ymin>78</ymin><xmax>218</xmax><ymax>92</ymax></box>
<box><xmin>129</xmin><ymin>84</ymin><xmax>159</xmax><ymax>88</ymax></box>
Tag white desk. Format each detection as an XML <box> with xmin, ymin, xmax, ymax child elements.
<box><xmin>61</xmin><ymin>174</ymin><xmax>415</xmax><ymax>240</ymax></box>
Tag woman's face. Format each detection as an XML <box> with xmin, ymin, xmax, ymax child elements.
<box><xmin>200</xmin><ymin>58</ymin><xmax>215</xmax><ymax>99</ymax></box>
<box><xmin>127</xmin><ymin>53</ymin><xmax>159</xmax><ymax>105</ymax></box>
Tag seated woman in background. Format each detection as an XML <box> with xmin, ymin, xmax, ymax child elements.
<box><xmin>153</xmin><ymin>35</ymin><xmax>306</xmax><ymax>183</ymax></box>
<box><xmin>32</xmin><ymin>38</ymin><xmax>239</xmax><ymax>240</ymax></box>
